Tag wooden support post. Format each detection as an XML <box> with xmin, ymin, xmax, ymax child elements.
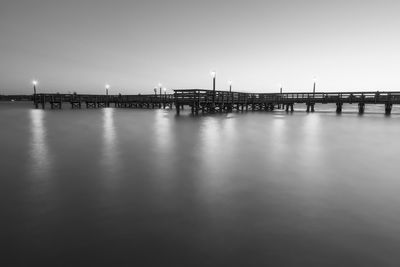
<box><xmin>385</xmin><ymin>103</ymin><xmax>392</xmax><ymax>115</ymax></box>
<box><xmin>336</xmin><ymin>102</ymin><xmax>343</xmax><ymax>113</ymax></box>
<box><xmin>358</xmin><ymin>103</ymin><xmax>365</xmax><ymax>114</ymax></box>
<box><xmin>33</xmin><ymin>94</ymin><xmax>39</xmax><ymax>109</ymax></box>
<box><xmin>41</xmin><ymin>95</ymin><xmax>45</xmax><ymax>109</ymax></box>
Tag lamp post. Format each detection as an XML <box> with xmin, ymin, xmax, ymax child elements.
<box><xmin>32</xmin><ymin>80</ymin><xmax>38</xmax><ymax>108</ymax></box>
<box><xmin>163</xmin><ymin>87</ymin><xmax>167</xmax><ymax>108</ymax></box>
<box><xmin>158</xmin><ymin>83</ymin><xmax>162</xmax><ymax>97</ymax></box>
<box><xmin>211</xmin><ymin>71</ymin><xmax>216</xmax><ymax>109</ymax></box>
<box><xmin>313</xmin><ymin>76</ymin><xmax>316</xmax><ymax>97</ymax></box>
<box><xmin>154</xmin><ymin>87</ymin><xmax>157</xmax><ymax>96</ymax></box>
<box><xmin>311</xmin><ymin>77</ymin><xmax>317</xmax><ymax>112</ymax></box>
<box><xmin>105</xmin><ymin>84</ymin><xmax>110</xmax><ymax>107</ymax></box>
<box><xmin>158</xmin><ymin>83</ymin><xmax>162</xmax><ymax>108</ymax></box>
<box><xmin>279</xmin><ymin>83</ymin><xmax>283</xmax><ymax>109</ymax></box>
<box><xmin>32</xmin><ymin>80</ymin><xmax>38</xmax><ymax>95</ymax></box>
<box><xmin>228</xmin><ymin>80</ymin><xmax>232</xmax><ymax>104</ymax></box>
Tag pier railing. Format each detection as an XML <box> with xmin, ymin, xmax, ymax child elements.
<box><xmin>30</xmin><ymin>90</ymin><xmax>400</xmax><ymax>115</ymax></box>
<box><xmin>173</xmin><ymin>89</ymin><xmax>400</xmax><ymax>114</ymax></box>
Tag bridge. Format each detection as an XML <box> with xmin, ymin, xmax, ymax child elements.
<box><xmin>32</xmin><ymin>90</ymin><xmax>400</xmax><ymax>115</ymax></box>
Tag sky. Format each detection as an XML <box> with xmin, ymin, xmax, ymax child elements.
<box><xmin>1</xmin><ymin>0</ymin><xmax>400</xmax><ymax>94</ymax></box>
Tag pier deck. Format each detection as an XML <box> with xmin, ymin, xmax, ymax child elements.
<box><xmin>33</xmin><ymin>93</ymin><xmax>174</xmax><ymax>110</ymax></box>
<box><xmin>174</xmin><ymin>89</ymin><xmax>400</xmax><ymax>115</ymax></box>
<box><xmin>32</xmin><ymin>90</ymin><xmax>400</xmax><ymax>115</ymax></box>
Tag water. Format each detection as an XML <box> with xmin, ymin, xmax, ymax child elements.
<box><xmin>2</xmin><ymin>102</ymin><xmax>400</xmax><ymax>266</ymax></box>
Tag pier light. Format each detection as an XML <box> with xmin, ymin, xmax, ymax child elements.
<box><xmin>158</xmin><ymin>83</ymin><xmax>162</xmax><ymax>99</ymax></box>
<box><xmin>32</xmin><ymin>80</ymin><xmax>38</xmax><ymax>95</ymax></box>
<box><xmin>210</xmin><ymin>70</ymin><xmax>216</xmax><ymax>78</ymax></box>
<box><xmin>163</xmin><ymin>87</ymin><xmax>167</xmax><ymax>93</ymax></box>
<box><xmin>158</xmin><ymin>83</ymin><xmax>163</xmax><ymax>108</ymax></box>
<box><xmin>105</xmin><ymin>84</ymin><xmax>110</xmax><ymax>95</ymax></box>
<box><xmin>158</xmin><ymin>83</ymin><xmax>162</xmax><ymax>94</ymax></box>
<box><xmin>154</xmin><ymin>87</ymin><xmax>157</xmax><ymax>95</ymax></box>
<box><xmin>313</xmin><ymin>76</ymin><xmax>316</xmax><ymax>96</ymax></box>
<box><xmin>211</xmin><ymin>70</ymin><xmax>216</xmax><ymax>101</ymax></box>
<box><xmin>228</xmin><ymin>80</ymin><xmax>232</xmax><ymax>93</ymax></box>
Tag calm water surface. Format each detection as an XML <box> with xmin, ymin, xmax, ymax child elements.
<box><xmin>2</xmin><ymin>102</ymin><xmax>400</xmax><ymax>266</ymax></box>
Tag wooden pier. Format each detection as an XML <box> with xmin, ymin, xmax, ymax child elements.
<box><xmin>174</xmin><ymin>89</ymin><xmax>400</xmax><ymax>115</ymax></box>
<box><xmin>32</xmin><ymin>90</ymin><xmax>400</xmax><ymax>115</ymax></box>
<box><xmin>33</xmin><ymin>93</ymin><xmax>174</xmax><ymax>110</ymax></box>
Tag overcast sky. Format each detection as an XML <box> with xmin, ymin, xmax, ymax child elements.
<box><xmin>1</xmin><ymin>0</ymin><xmax>399</xmax><ymax>94</ymax></box>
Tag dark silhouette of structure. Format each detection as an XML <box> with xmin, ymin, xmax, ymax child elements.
<box><xmin>31</xmin><ymin>90</ymin><xmax>400</xmax><ymax>115</ymax></box>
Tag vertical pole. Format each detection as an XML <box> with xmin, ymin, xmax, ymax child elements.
<box><xmin>33</xmin><ymin>84</ymin><xmax>38</xmax><ymax>108</ymax></box>
<box><xmin>229</xmin><ymin>84</ymin><xmax>232</xmax><ymax>104</ymax></box>
<box><xmin>212</xmin><ymin>75</ymin><xmax>216</xmax><ymax>110</ymax></box>
<box><xmin>159</xmin><ymin>86</ymin><xmax>162</xmax><ymax>108</ymax></box>
<box><xmin>106</xmin><ymin>89</ymin><xmax>109</xmax><ymax>107</ymax></box>
<box><xmin>313</xmin><ymin>81</ymin><xmax>316</xmax><ymax>98</ymax></box>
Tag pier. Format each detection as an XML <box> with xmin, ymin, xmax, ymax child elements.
<box><xmin>173</xmin><ymin>90</ymin><xmax>400</xmax><ymax>115</ymax></box>
<box><xmin>33</xmin><ymin>93</ymin><xmax>174</xmax><ymax>110</ymax></box>
<box><xmin>32</xmin><ymin>90</ymin><xmax>400</xmax><ymax>115</ymax></box>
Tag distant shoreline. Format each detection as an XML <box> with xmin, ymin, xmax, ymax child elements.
<box><xmin>0</xmin><ymin>95</ymin><xmax>32</xmax><ymax>101</ymax></box>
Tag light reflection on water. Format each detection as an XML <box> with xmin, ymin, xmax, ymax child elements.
<box><xmin>301</xmin><ymin>114</ymin><xmax>323</xmax><ymax>170</ymax></box>
<box><xmin>29</xmin><ymin>109</ymin><xmax>51</xmax><ymax>177</ymax></box>
<box><xmin>101</xmin><ymin>108</ymin><xmax>121</xmax><ymax>179</ymax></box>
<box><xmin>153</xmin><ymin>109</ymin><xmax>174</xmax><ymax>155</ymax></box>
<box><xmin>270</xmin><ymin>115</ymin><xmax>286</xmax><ymax>158</ymax></box>
<box><xmin>3</xmin><ymin>102</ymin><xmax>400</xmax><ymax>266</ymax></box>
